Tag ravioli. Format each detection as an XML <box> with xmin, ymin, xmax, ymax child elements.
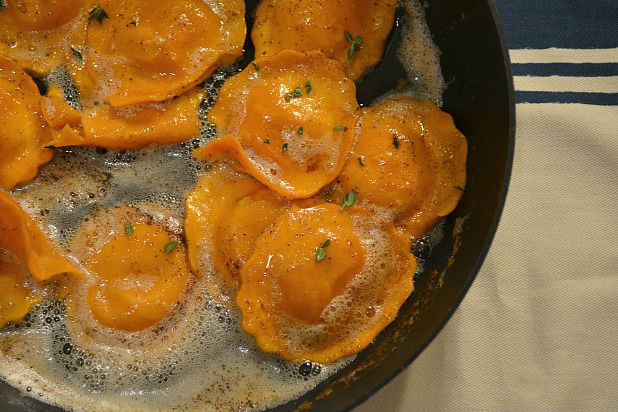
<box><xmin>252</xmin><ymin>0</ymin><xmax>397</xmax><ymax>80</ymax></box>
<box><xmin>336</xmin><ymin>96</ymin><xmax>467</xmax><ymax>241</ymax></box>
<box><xmin>0</xmin><ymin>0</ymin><xmax>89</xmax><ymax>74</ymax></box>
<box><xmin>68</xmin><ymin>206</ymin><xmax>191</xmax><ymax>332</ymax></box>
<box><xmin>237</xmin><ymin>203</ymin><xmax>415</xmax><ymax>363</ymax></box>
<box><xmin>0</xmin><ymin>252</ymin><xmax>41</xmax><ymax>328</ymax></box>
<box><xmin>40</xmin><ymin>87</ymin><xmax>81</xmax><ymax>129</ymax></box>
<box><xmin>0</xmin><ymin>191</ymin><xmax>84</xmax><ymax>283</ymax></box>
<box><xmin>197</xmin><ymin>50</ymin><xmax>360</xmax><ymax>199</ymax></box>
<box><xmin>47</xmin><ymin>93</ymin><xmax>201</xmax><ymax>149</ymax></box>
<box><xmin>185</xmin><ymin>163</ymin><xmax>286</xmax><ymax>300</ymax></box>
<box><xmin>1</xmin><ymin>191</ymin><xmax>85</xmax><ymax>327</ymax></box>
<box><xmin>0</xmin><ymin>56</ymin><xmax>53</xmax><ymax>189</ymax></box>
<box><xmin>83</xmin><ymin>0</ymin><xmax>245</xmax><ymax>107</ymax></box>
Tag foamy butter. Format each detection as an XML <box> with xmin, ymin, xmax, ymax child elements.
<box><xmin>387</xmin><ymin>0</ymin><xmax>445</xmax><ymax>105</ymax></box>
<box><xmin>0</xmin><ymin>1</ymin><xmax>444</xmax><ymax>410</ymax></box>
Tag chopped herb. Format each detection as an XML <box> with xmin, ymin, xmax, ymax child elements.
<box><xmin>393</xmin><ymin>135</ymin><xmax>400</xmax><ymax>149</ymax></box>
<box><xmin>164</xmin><ymin>241</ymin><xmax>178</xmax><ymax>253</ymax></box>
<box><xmin>454</xmin><ymin>185</ymin><xmax>465</xmax><ymax>192</ymax></box>
<box><xmin>70</xmin><ymin>46</ymin><xmax>83</xmax><ymax>60</ymax></box>
<box><xmin>263</xmin><ymin>138</ymin><xmax>270</xmax><ymax>144</ymax></box>
<box><xmin>284</xmin><ymin>86</ymin><xmax>302</xmax><ymax>102</ymax></box>
<box><xmin>333</xmin><ymin>124</ymin><xmax>346</xmax><ymax>131</ymax></box>
<box><xmin>282</xmin><ymin>143</ymin><xmax>288</xmax><ymax>153</ymax></box>
<box><xmin>304</xmin><ymin>81</ymin><xmax>312</xmax><ymax>94</ymax></box>
<box><xmin>358</xmin><ymin>156</ymin><xmax>365</xmax><ymax>167</ymax></box>
<box><xmin>345</xmin><ymin>32</ymin><xmax>363</xmax><ymax>60</ymax></box>
<box><xmin>0</xmin><ymin>0</ymin><xmax>7</xmax><ymax>9</ymax></box>
<box><xmin>315</xmin><ymin>239</ymin><xmax>331</xmax><ymax>262</ymax></box>
<box><xmin>341</xmin><ymin>190</ymin><xmax>356</xmax><ymax>210</ymax></box>
<box><xmin>125</xmin><ymin>221</ymin><xmax>134</xmax><ymax>237</ymax></box>
<box><xmin>88</xmin><ymin>5</ymin><xmax>109</xmax><ymax>24</ymax></box>
<box><xmin>252</xmin><ymin>62</ymin><xmax>259</xmax><ymax>71</ymax></box>
<box><xmin>297</xmin><ymin>127</ymin><xmax>304</xmax><ymax>135</ymax></box>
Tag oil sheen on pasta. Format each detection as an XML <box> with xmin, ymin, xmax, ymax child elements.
<box><xmin>0</xmin><ymin>1</ymin><xmax>443</xmax><ymax>411</ymax></box>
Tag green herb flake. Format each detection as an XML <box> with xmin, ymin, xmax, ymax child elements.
<box><xmin>346</xmin><ymin>32</ymin><xmax>363</xmax><ymax>60</ymax></box>
<box><xmin>304</xmin><ymin>81</ymin><xmax>312</xmax><ymax>94</ymax></box>
<box><xmin>282</xmin><ymin>143</ymin><xmax>288</xmax><ymax>153</ymax></box>
<box><xmin>358</xmin><ymin>156</ymin><xmax>365</xmax><ymax>167</ymax></box>
<box><xmin>315</xmin><ymin>239</ymin><xmax>332</xmax><ymax>262</ymax></box>
<box><xmin>297</xmin><ymin>127</ymin><xmax>304</xmax><ymax>135</ymax></box>
<box><xmin>70</xmin><ymin>46</ymin><xmax>83</xmax><ymax>60</ymax></box>
<box><xmin>393</xmin><ymin>135</ymin><xmax>400</xmax><ymax>149</ymax></box>
<box><xmin>333</xmin><ymin>124</ymin><xmax>346</xmax><ymax>131</ymax></box>
<box><xmin>125</xmin><ymin>221</ymin><xmax>134</xmax><ymax>237</ymax></box>
<box><xmin>454</xmin><ymin>185</ymin><xmax>465</xmax><ymax>192</ymax></box>
<box><xmin>252</xmin><ymin>62</ymin><xmax>259</xmax><ymax>71</ymax></box>
<box><xmin>341</xmin><ymin>190</ymin><xmax>357</xmax><ymax>210</ymax></box>
<box><xmin>88</xmin><ymin>5</ymin><xmax>109</xmax><ymax>24</ymax></box>
<box><xmin>263</xmin><ymin>138</ymin><xmax>270</xmax><ymax>144</ymax></box>
<box><xmin>284</xmin><ymin>86</ymin><xmax>302</xmax><ymax>102</ymax></box>
<box><xmin>0</xmin><ymin>0</ymin><xmax>7</xmax><ymax>9</ymax></box>
<box><xmin>164</xmin><ymin>241</ymin><xmax>178</xmax><ymax>253</ymax></box>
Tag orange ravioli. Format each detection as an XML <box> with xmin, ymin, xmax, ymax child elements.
<box><xmin>185</xmin><ymin>163</ymin><xmax>291</xmax><ymax>302</ymax></box>
<box><xmin>336</xmin><ymin>96</ymin><xmax>467</xmax><ymax>241</ymax></box>
<box><xmin>198</xmin><ymin>50</ymin><xmax>360</xmax><ymax>199</ymax></box>
<box><xmin>0</xmin><ymin>0</ymin><xmax>89</xmax><ymax>74</ymax></box>
<box><xmin>0</xmin><ymin>56</ymin><xmax>53</xmax><ymax>189</ymax></box>
<box><xmin>1</xmin><ymin>191</ymin><xmax>85</xmax><ymax>327</ymax></box>
<box><xmin>41</xmin><ymin>94</ymin><xmax>81</xmax><ymax>129</ymax></box>
<box><xmin>83</xmin><ymin>0</ymin><xmax>245</xmax><ymax>107</ymax></box>
<box><xmin>69</xmin><ymin>207</ymin><xmax>190</xmax><ymax>332</ymax></box>
<box><xmin>47</xmin><ymin>94</ymin><xmax>201</xmax><ymax>149</ymax></box>
<box><xmin>237</xmin><ymin>203</ymin><xmax>416</xmax><ymax>363</ymax></box>
<box><xmin>252</xmin><ymin>0</ymin><xmax>397</xmax><ymax>80</ymax></box>
<box><xmin>0</xmin><ymin>251</ymin><xmax>42</xmax><ymax>328</ymax></box>
<box><xmin>0</xmin><ymin>191</ymin><xmax>84</xmax><ymax>283</ymax></box>
<box><xmin>339</xmin><ymin>100</ymin><xmax>435</xmax><ymax>211</ymax></box>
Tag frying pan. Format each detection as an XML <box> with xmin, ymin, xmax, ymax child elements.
<box><xmin>0</xmin><ymin>0</ymin><xmax>514</xmax><ymax>410</ymax></box>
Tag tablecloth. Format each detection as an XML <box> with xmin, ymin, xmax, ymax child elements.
<box><xmin>354</xmin><ymin>1</ymin><xmax>618</xmax><ymax>411</ymax></box>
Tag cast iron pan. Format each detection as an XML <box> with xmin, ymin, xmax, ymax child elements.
<box><xmin>0</xmin><ymin>0</ymin><xmax>514</xmax><ymax>410</ymax></box>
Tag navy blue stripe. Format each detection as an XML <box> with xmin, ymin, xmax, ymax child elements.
<box><xmin>512</xmin><ymin>63</ymin><xmax>618</xmax><ymax>77</ymax></box>
<box><xmin>516</xmin><ymin>91</ymin><xmax>618</xmax><ymax>105</ymax></box>
<box><xmin>495</xmin><ymin>0</ymin><xmax>618</xmax><ymax>49</ymax></box>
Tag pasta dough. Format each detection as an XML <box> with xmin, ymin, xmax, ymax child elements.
<box><xmin>47</xmin><ymin>94</ymin><xmax>201</xmax><ymax>149</ymax></box>
<box><xmin>252</xmin><ymin>0</ymin><xmax>397</xmax><ymax>80</ymax></box>
<box><xmin>68</xmin><ymin>206</ymin><xmax>191</xmax><ymax>332</ymax></box>
<box><xmin>335</xmin><ymin>96</ymin><xmax>467</xmax><ymax>241</ymax></box>
<box><xmin>83</xmin><ymin>0</ymin><xmax>245</xmax><ymax>107</ymax></box>
<box><xmin>0</xmin><ymin>0</ymin><xmax>89</xmax><ymax>74</ymax></box>
<box><xmin>237</xmin><ymin>203</ymin><xmax>416</xmax><ymax>363</ymax></box>
<box><xmin>0</xmin><ymin>191</ymin><xmax>85</xmax><ymax>327</ymax></box>
<box><xmin>0</xmin><ymin>56</ymin><xmax>53</xmax><ymax>189</ymax></box>
<box><xmin>196</xmin><ymin>50</ymin><xmax>359</xmax><ymax>199</ymax></box>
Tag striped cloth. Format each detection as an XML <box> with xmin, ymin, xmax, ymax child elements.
<box><xmin>503</xmin><ymin>0</ymin><xmax>617</xmax><ymax>105</ymax></box>
<box><xmin>354</xmin><ymin>1</ymin><xmax>618</xmax><ymax>411</ymax></box>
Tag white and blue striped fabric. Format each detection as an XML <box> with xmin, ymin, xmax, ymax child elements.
<box><xmin>501</xmin><ymin>0</ymin><xmax>617</xmax><ymax>105</ymax></box>
<box><xmin>355</xmin><ymin>2</ymin><xmax>618</xmax><ymax>411</ymax></box>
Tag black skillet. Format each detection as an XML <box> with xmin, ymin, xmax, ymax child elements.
<box><xmin>0</xmin><ymin>0</ymin><xmax>514</xmax><ymax>410</ymax></box>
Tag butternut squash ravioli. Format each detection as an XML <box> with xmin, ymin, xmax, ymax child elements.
<box><xmin>0</xmin><ymin>0</ymin><xmax>467</xmax><ymax>372</ymax></box>
<box><xmin>188</xmin><ymin>94</ymin><xmax>466</xmax><ymax>363</ymax></box>
<box><xmin>0</xmin><ymin>192</ymin><xmax>84</xmax><ymax>328</ymax></box>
